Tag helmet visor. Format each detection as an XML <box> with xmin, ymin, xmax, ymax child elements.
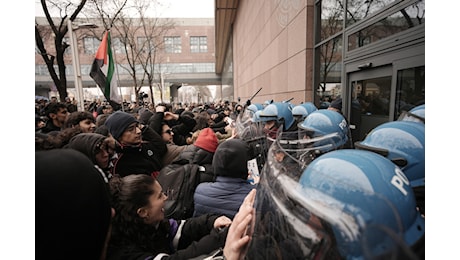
<box><xmin>269</xmin><ymin>128</ymin><xmax>344</xmax><ymax>172</ymax></box>
<box><xmin>246</xmin><ymin>157</ymin><xmax>419</xmax><ymax>259</ymax></box>
<box><xmin>236</xmin><ymin>109</ymin><xmax>272</xmax><ymax>173</ymax></box>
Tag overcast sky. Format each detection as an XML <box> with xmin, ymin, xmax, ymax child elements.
<box><xmin>35</xmin><ymin>0</ymin><xmax>214</xmax><ymax>18</ymax></box>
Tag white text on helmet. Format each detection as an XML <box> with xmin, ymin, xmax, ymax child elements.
<box><xmin>338</xmin><ymin>119</ymin><xmax>347</xmax><ymax>130</ymax></box>
<box><xmin>391</xmin><ymin>167</ymin><xmax>410</xmax><ymax>196</ymax></box>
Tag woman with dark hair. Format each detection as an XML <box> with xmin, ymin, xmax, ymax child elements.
<box><xmin>107</xmin><ymin>174</ymin><xmax>232</xmax><ymax>260</ymax></box>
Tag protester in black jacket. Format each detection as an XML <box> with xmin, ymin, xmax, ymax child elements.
<box><xmin>105</xmin><ymin>111</ymin><xmax>167</xmax><ymax>178</ymax></box>
<box><xmin>39</xmin><ymin>102</ymin><xmax>69</xmax><ymax>134</ymax></box>
<box><xmin>107</xmin><ymin>174</ymin><xmax>231</xmax><ymax>260</ymax></box>
<box><xmin>148</xmin><ymin>105</ymin><xmax>197</xmax><ymax>146</ymax></box>
<box><xmin>37</xmin><ymin>149</ymin><xmax>257</xmax><ymax>260</ymax></box>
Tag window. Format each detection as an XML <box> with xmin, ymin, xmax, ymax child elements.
<box><xmin>394</xmin><ymin>66</ymin><xmax>425</xmax><ymax>119</ymax></box>
<box><xmin>317</xmin><ymin>0</ymin><xmax>344</xmax><ymax>43</ymax></box>
<box><xmin>347</xmin><ymin>1</ymin><xmax>425</xmax><ymax>51</ymax></box>
<box><xmin>164</xmin><ymin>36</ymin><xmax>181</xmax><ymax>53</ymax></box>
<box><xmin>137</xmin><ymin>37</ymin><xmax>155</xmax><ymax>54</ymax></box>
<box><xmin>84</xmin><ymin>37</ymin><xmax>100</xmax><ymax>54</ymax></box>
<box><xmin>112</xmin><ymin>37</ymin><xmax>124</xmax><ymax>54</ymax></box>
<box><xmin>318</xmin><ymin>35</ymin><xmax>343</xmax><ymax>87</ymax></box>
<box><xmin>190</xmin><ymin>36</ymin><xmax>208</xmax><ymax>53</ymax></box>
<box><xmin>346</xmin><ymin>0</ymin><xmax>396</xmax><ymax>27</ymax></box>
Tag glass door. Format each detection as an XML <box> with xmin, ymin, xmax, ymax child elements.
<box><xmin>348</xmin><ymin>66</ymin><xmax>392</xmax><ymax>142</ymax></box>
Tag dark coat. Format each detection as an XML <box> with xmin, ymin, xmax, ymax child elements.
<box><xmin>193</xmin><ymin>139</ymin><xmax>254</xmax><ymax>219</ymax></box>
<box><xmin>171</xmin><ymin>114</ymin><xmax>197</xmax><ymax>146</ymax></box>
<box><xmin>210</xmin><ymin>120</ymin><xmax>228</xmax><ymax>134</ymax></box>
<box><xmin>174</xmin><ymin>144</ymin><xmax>214</xmax><ymax>165</ymax></box>
<box><xmin>39</xmin><ymin>120</ymin><xmax>61</xmax><ymax>134</ymax></box>
<box><xmin>148</xmin><ymin>111</ymin><xmax>197</xmax><ymax>146</ymax></box>
<box><xmin>112</xmin><ymin>125</ymin><xmax>167</xmax><ymax>177</ymax></box>
<box><xmin>173</xmin><ymin>144</ymin><xmax>215</xmax><ymax>183</ymax></box>
<box><xmin>107</xmin><ymin>214</ymin><xmax>228</xmax><ymax>260</ymax></box>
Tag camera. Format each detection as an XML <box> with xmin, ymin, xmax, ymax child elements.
<box><xmin>138</xmin><ymin>92</ymin><xmax>148</xmax><ymax>100</ymax></box>
<box><xmin>138</xmin><ymin>92</ymin><xmax>148</xmax><ymax>106</ymax></box>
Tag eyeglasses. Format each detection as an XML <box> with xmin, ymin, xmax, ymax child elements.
<box><xmin>163</xmin><ymin>129</ymin><xmax>173</xmax><ymax>135</ymax></box>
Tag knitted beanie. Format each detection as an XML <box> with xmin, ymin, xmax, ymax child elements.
<box><xmin>213</xmin><ymin>138</ymin><xmax>249</xmax><ymax>179</ymax></box>
<box><xmin>104</xmin><ymin>111</ymin><xmax>138</xmax><ymax>141</ymax></box>
<box><xmin>194</xmin><ymin>128</ymin><xmax>219</xmax><ymax>153</ymax></box>
<box><xmin>329</xmin><ymin>98</ymin><xmax>342</xmax><ymax>111</ymax></box>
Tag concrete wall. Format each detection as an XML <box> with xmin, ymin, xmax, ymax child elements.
<box><xmin>232</xmin><ymin>0</ymin><xmax>315</xmax><ymax>105</ymax></box>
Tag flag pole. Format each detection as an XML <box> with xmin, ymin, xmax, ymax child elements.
<box><xmin>108</xmin><ymin>28</ymin><xmax>125</xmax><ymax>112</ymax></box>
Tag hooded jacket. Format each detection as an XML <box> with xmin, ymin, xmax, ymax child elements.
<box><xmin>212</xmin><ymin>139</ymin><xmax>249</xmax><ymax>179</ymax></box>
<box><xmin>193</xmin><ymin>139</ymin><xmax>255</xmax><ymax>219</ymax></box>
<box><xmin>65</xmin><ymin>133</ymin><xmax>107</xmax><ymax>165</ymax></box>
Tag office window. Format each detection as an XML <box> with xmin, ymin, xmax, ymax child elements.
<box><xmin>190</xmin><ymin>36</ymin><xmax>207</xmax><ymax>53</ymax></box>
<box><xmin>346</xmin><ymin>0</ymin><xmax>396</xmax><ymax>27</ymax></box>
<box><xmin>394</xmin><ymin>66</ymin><xmax>425</xmax><ymax>119</ymax></box>
<box><xmin>137</xmin><ymin>36</ymin><xmax>155</xmax><ymax>53</ymax></box>
<box><xmin>112</xmin><ymin>37</ymin><xmax>124</xmax><ymax>54</ymax></box>
<box><xmin>84</xmin><ymin>37</ymin><xmax>100</xmax><ymax>54</ymax></box>
<box><xmin>164</xmin><ymin>36</ymin><xmax>181</xmax><ymax>53</ymax></box>
<box><xmin>348</xmin><ymin>1</ymin><xmax>425</xmax><ymax>51</ymax></box>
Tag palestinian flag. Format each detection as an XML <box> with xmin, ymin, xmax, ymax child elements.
<box><xmin>90</xmin><ymin>31</ymin><xmax>122</xmax><ymax>104</ymax></box>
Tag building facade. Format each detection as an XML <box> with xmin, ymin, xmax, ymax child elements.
<box><xmin>35</xmin><ymin>17</ymin><xmax>220</xmax><ymax>104</ymax></box>
<box><xmin>36</xmin><ymin>0</ymin><xmax>425</xmax><ymax>140</ymax></box>
<box><xmin>214</xmin><ymin>0</ymin><xmax>425</xmax><ymax>141</ymax></box>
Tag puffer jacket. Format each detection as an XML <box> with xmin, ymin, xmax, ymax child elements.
<box><xmin>193</xmin><ymin>176</ymin><xmax>253</xmax><ymax>219</ymax></box>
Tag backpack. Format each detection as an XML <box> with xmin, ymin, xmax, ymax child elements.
<box><xmin>157</xmin><ymin>160</ymin><xmax>207</xmax><ymax>219</ymax></box>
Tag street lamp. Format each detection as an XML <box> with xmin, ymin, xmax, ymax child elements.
<box><xmin>67</xmin><ymin>19</ymin><xmax>98</xmax><ymax>111</ymax></box>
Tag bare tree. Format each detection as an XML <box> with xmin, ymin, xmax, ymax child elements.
<box><xmin>35</xmin><ymin>0</ymin><xmax>88</xmax><ymax>102</ymax></box>
<box><xmin>317</xmin><ymin>0</ymin><xmax>384</xmax><ymax>97</ymax></box>
<box><xmin>109</xmin><ymin>15</ymin><xmax>145</xmax><ymax>101</ymax></box>
<box><xmin>136</xmin><ymin>3</ymin><xmax>174</xmax><ymax>105</ymax></box>
<box><xmin>89</xmin><ymin>0</ymin><xmax>174</xmax><ymax>106</ymax></box>
<box><xmin>317</xmin><ymin>0</ymin><xmax>343</xmax><ymax>98</ymax></box>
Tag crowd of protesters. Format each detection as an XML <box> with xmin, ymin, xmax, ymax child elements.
<box><xmin>36</xmin><ymin>96</ymin><xmax>258</xmax><ymax>259</ymax></box>
<box><xmin>35</xmin><ymin>95</ymin><xmax>425</xmax><ymax>260</ymax></box>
